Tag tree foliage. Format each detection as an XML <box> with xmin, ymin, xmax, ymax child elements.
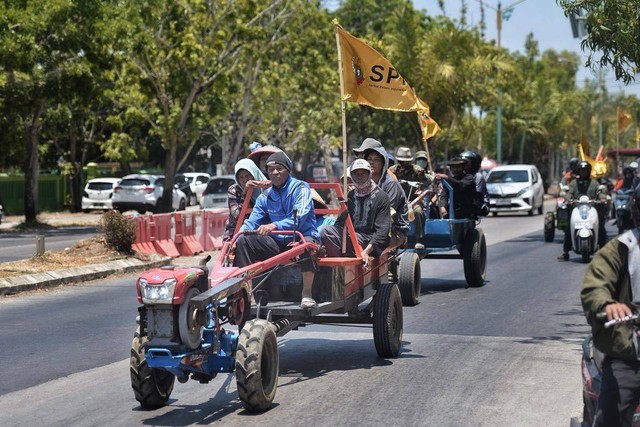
<box><xmin>559</xmin><ymin>0</ymin><xmax>640</xmax><ymax>84</ymax></box>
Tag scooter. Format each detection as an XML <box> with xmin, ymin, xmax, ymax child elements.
<box><xmin>614</xmin><ymin>188</ymin><xmax>634</xmax><ymax>235</ymax></box>
<box><xmin>581</xmin><ymin>313</ymin><xmax>640</xmax><ymax>426</ymax></box>
<box><xmin>569</xmin><ymin>195</ymin><xmax>600</xmax><ymax>263</ymax></box>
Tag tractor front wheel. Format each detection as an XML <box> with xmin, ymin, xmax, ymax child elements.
<box><xmin>236</xmin><ymin>319</ymin><xmax>279</xmax><ymax>412</ymax></box>
<box><xmin>130</xmin><ymin>328</ymin><xmax>175</xmax><ymax>409</ymax></box>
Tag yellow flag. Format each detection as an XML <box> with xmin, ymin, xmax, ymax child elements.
<box><xmin>618</xmin><ymin>108</ymin><xmax>632</xmax><ymax>130</ymax></box>
<box><xmin>336</xmin><ymin>23</ymin><xmax>424</xmax><ymax>112</ymax></box>
<box><xmin>417</xmin><ymin>109</ymin><xmax>441</xmax><ymax>140</ymax></box>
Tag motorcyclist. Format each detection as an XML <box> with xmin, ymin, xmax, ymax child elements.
<box><xmin>558</xmin><ymin>161</ymin><xmax>607</xmax><ymax>261</ymax></box>
<box><xmin>388</xmin><ymin>146</ymin><xmax>434</xmax><ymax>248</ymax></box>
<box><xmin>560</xmin><ymin>157</ymin><xmax>579</xmax><ymax>186</ymax></box>
<box><xmin>613</xmin><ymin>166</ymin><xmax>640</xmax><ymax>192</ymax></box>
<box><xmin>580</xmin><ymin>185</ymin><xmax>640</xmax><ymax>426</ymax></box>
<box><xmin>434</xmin><ymin>156</ymin><xmax>477</xmax><ymax>219</ymax></box>
<box><xmin>460</xmin><ymin>150</ymin><xmax>490</xmax><ymax>217</ymax></box>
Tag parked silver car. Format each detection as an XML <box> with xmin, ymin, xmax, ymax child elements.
<box><xmin>200</xmin><ymin>175</ymin><xmax>235</xmax><ymax>209</ymax></box>
<box><xmin>112</xmin><ymin>174</ymin><xmax>187</xmax><ymax>214</ymax></box>
<box><xmin>486</xmin><ymin>164</ymin><xmax>545</xmax><ymax>216</ymax></box>
<box><xmin>82</xmin><ymin>178</ymin><xmax>121</xmax><ymax>212</ymax></box>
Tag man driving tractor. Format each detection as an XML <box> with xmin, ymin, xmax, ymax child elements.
<box><xmin>233</xmin><ymin>151</ymin><xmax>320</xmax><ymax>308</ymax></box>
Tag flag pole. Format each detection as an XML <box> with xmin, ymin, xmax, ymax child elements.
<box><xmin>422</xmin><ymin>137</ymin><xmax>433</xmax><ymax>172</ymax></box>
<box><xmin>335</xmin><ymin>24</ymin><xmax>349</xmax><ymax>255</ymax></box>
<box><xmin>616</xmin><ymin>107</ymin><xmax>620</xmax><ymax>173</ymax></box>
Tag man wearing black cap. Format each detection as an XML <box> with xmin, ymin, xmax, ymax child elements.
<box><xmin>434</xmin><ymin>156</ymin><xmax>476</xmax><ymax>219</ymax></box>
<box><xmin>235</xmin><ymin>151</ymin><xmax>320</xmax><ymax>308</ymax></box>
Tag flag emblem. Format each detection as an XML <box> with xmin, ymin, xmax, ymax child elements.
<box><xmin>351</xmin><ymin>56</ymin><xmax>364</xmax><ymax>85</ymax></box>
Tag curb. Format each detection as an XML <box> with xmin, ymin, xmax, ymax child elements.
<box><xmin>0</xmin><ymin>256</ymin><xmax>172</xmax><ymax>296</ymax></box>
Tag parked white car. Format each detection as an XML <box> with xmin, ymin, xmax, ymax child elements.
<box><xmin>82</xmin><ymin>178</ymin><xmax>121</xmax><ymax>212</ymax></box>
<box><xmin>486</xmin><ymin>164</ymin><xmax>545</xmax><ymax>216</ymax></box>
<box><xmin>180</xmin><ymin>172</ymin><xmax>211</xmax><ymax>204</ymax></box>
<box><xmin>200</xmin><ymin>175</ymin><xmax>235</xmax><ymax>209</ymax></box>
<box><xmin>112</xmin><ymin>174</ymin><xmax>187</xmax><ymax>214</ymax></box>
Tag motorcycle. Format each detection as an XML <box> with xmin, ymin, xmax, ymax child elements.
<box><xmin>581</xmin><ymin>313</ymin><xmax>640</xmax><ymax>426</ymax></box>
<box><xmin>543</xmin><ymin>189</ymin><xmax>570</xmax><ymax>242</ymax></box>
<box><xmin>614</xmin><ymin>188</ymin><xmax>635</xmax><ymax>235</ymax></box>
<box><xmin>569</xmin><ymin>195</ymin><xmax>601</xmax><ymax>263</ymax></box>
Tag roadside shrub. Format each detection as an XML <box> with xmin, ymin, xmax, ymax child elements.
<box><xmin>99</xmin><ymin>210</ymin><xmax>136</xmax><ymax>254</ymax></box>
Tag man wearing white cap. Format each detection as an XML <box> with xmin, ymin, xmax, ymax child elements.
<box><xmin>321</xmin><ymin>159</ymin><xmax>391</xmax><ymax>269</ymax></box>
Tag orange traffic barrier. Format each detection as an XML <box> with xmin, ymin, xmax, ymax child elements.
<box><xmin>131</xmin><ymin>215</ymin><xmax>155</xmax><ymax>255</ymax></box>
<box><xmin>151</xmin><ymin>213</ymin><xmax>180</xmax><ymax>257</ymax></box>
<box><xmin>175</xmin><ymin>211</ymin><xmax>204</xmax><ymax>256</ymax></box>
<box><xmin>200</xmin><ymin>209</ymin><xmax>229</xmax><ymax>251</ymax></box>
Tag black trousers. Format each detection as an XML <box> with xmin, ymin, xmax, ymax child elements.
<box><xmin>594</xmin><ymin>357</ymin><xmax>640</xmax><ymax>427</ymax></box>
<box><xmin>320</xmin><ymin>224</ymin><xmax>387</xmax><ymax>258</ymax></box>
<box><xmin>233</xmin><ymin>234</ymin><xmax>316</xmax><ymax>271</ymax></box>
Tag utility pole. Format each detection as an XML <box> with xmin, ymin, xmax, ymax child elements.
<box><xmin>496</xmin><ymin>2</ymin><xmax>503</xmax><ymax>164</ymax></box>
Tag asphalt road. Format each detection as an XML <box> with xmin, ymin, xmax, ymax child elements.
<box><xmin>0</xmin><ymin>227</ymin><xmax>98</xmax><ymax>263</ymax></box>
<box><xmin>0</xmin><ymin>201</ymin><xmax>609</xmax><ymax>426</ymax></box>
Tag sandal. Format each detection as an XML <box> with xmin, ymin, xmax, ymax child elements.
<box><xmin>300</xmin><ymin>297</ymin><xmax>317</xmax><ymax>309</ymax></box>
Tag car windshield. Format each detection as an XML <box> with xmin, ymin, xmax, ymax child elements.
<box><xmin>87</xmin><ymin>182</ymin><xmax>115</xmax><ymax>191</ymax></box>
<box><xmin>487</xmin><ymin>170</ymin><xmax>529</xmax><ymax>183</ymax></box>
<box><xmin>205</xmin><ymin>178</ymin><xmax>235</xmax><ymax>194</ymax></box>
<box><xmin>120</xmin><ymin>179</ymin><xmax>150</xmax><ymax>187</ymax></box>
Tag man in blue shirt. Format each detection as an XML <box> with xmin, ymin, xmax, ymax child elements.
<box><xmin>234</xmin><ymin>151</ymin><xmax>320</xmax><ymax>308</ymax></box>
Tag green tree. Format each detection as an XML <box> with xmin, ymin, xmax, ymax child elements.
<box><xmin>559</xmin><ymin>0</ymin><xmax>639</xmax><ymax>84</ymax></box>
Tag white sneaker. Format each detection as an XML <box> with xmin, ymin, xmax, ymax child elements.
<box><xmin>300</xmin><ymin>297</ymin><xmax>317</xmax><ymax>309</ymax></box>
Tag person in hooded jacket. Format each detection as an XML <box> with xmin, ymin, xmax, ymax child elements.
<box><xmin>321</xmin><ymin>159</ymin><xmax>390</xmax><ymax>269</ymax></box>
<box><xmin>581</xmin><ymin>186</ymin><xmax>640</xmax><ymax>426</ymax></box>
<box><xmin>353</xmin><ymin>137</ymin><xmax>409</xmax><ymax>248</ymax></box>
<box><xmin>234</xmin><ymin>151</ymin><xmax>320</xmax><ymax>309</ymax></box>
<box><xmin>223</xmin><ymin>158</ymin><xmax>268</xmax><ymax>242</ymax></box>
<box><xmin>460</xmin><ymin>150</ymin><xmax>490</xmax><ymax>217</ymax></box>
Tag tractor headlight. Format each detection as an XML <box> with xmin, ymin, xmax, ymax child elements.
<box><xmin>139</xmin><ymin>278</ymin><xmax>177</xmax><ymax>304</ymax></box>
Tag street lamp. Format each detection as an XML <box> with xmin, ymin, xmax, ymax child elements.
<box><xmin>477</xmin><ymin>0</ymin><xmax>529</xmax><ymax>164</ymax></box>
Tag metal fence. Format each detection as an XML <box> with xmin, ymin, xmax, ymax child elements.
<box><xmin>0</xmin><ymin>175</ymin><xmax>68</xmax><ymax>215</ymax></box>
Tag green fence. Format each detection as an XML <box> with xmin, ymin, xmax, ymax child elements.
<box><xmin>0</xmin><ymin>175</ymin><xmax>68</xmax><ymax>215</ymax></box>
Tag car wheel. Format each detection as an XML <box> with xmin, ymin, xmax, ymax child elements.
<box><xmin>179</xmin><ymin>199</ymin><xmax>186</xmax><ymax>211</ymax></box>
<box><xmin>492</xmin><ymin>212</ymin><xmax>498</xmax><ymax>217</ymax></box>
<box><xmin>537</xmin><ymin>200</ymin><xmax>543</xmax><ymax>215</ymax></box>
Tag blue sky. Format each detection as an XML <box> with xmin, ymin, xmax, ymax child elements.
<box><xmin>415</xmin><ymin>0</ymin><xmax>639</xmax><ymax>97</ymax></box>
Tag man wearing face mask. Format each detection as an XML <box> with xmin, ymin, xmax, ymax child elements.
<box><xmin>234</xmin><ymin>151</ymin><xmax>320</xmax><ymax>308</ymax></box>
<box><xmin>320</xmin><ymin>159</ymin><xmax>390</xmax><ymax>269</ymax></box>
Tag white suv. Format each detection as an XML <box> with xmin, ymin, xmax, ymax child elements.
<box><xmin>112</xmin><ymin>174</ymin><xmax>187</xmax><ymax>214</ymax></box>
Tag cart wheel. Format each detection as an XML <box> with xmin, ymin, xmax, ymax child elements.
<box><xmin>463</xmin><ymin>228</ymin><xmax>486</xmax><ymax>288</ymax></box>
<box><xmin>236</xmin><ymin>319</ymin><xmax>279</xmax><ymax>412</ymax></box>
<box><xmin>130</xmin><ymin>327</ymin><xmax>175</xmax><ymax>409</ymax></box>
<box><xmin>178</xmin><ymin>287</ymin><xmax>203</xmax><ymax>350</ymax></box>
<box><xmin>543</xmin><ymin>212</ymin><xmax>555</xmax><ymax>242</ymax></box>
<box><xmin>398</xmin><ymin>252</ymin><xmax>421</xmax><ymax>306</ymax></box>
<box><xmin>373</xmin><ymin>283</ymin><xmax>403</xmax><ymax>358</ymax></box>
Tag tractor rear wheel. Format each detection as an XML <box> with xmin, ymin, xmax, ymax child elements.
<box><xmin>463</xmin><ymin>228</ymin><xmax>486</xmax><ymax>287</ymax></box>
<box><xmin>130</xmin><ymin>327</ymin><xmax>175</xmax><ymax>409</ymax></box>
<box><xmin>398</xmin><ymin>252</ymin><xmax>421</xmax><ymax>306</ymax></box>
<box><xmin>236</xmin><ymin>319</ymin><xmax>279</xmax><ymax>412</ymax></box>
<box><xmin>373</xmin><ymin>283</ymin><xmax>403</xmax><ymax>358</ymax></box>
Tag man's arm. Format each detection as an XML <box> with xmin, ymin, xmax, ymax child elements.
<box><xmin>239</xmin><ymin>194</ymin><xmax>268</xmax><ymax>231</ymax></box>
<box><xmin>581</xmin><ymin>241</ymin><xmax>628</xmax><ymax>326</ymax></box>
